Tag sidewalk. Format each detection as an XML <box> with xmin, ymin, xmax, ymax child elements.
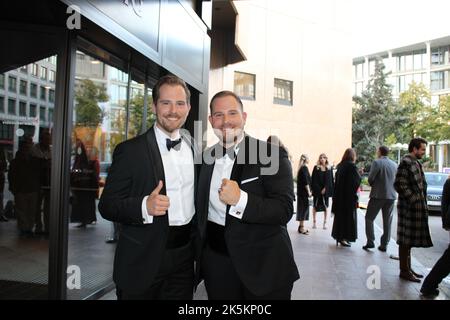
<box><xmin>100</xmin><ymin>208</ymin><xmax>450</xmax><ymax>301</ymax></box>
<box><xmin>193</xmin><ymin>208</ymin><xmax>450</xmax><ymax>300</ymax></box>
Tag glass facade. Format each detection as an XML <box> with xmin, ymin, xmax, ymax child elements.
<box><xmin>234</xmin><ymin>71</ymin><xmax>256</xmax><ymax>100</ymax></box>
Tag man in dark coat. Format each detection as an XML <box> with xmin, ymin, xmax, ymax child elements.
<box><xmin>99</xmin><ymin>75</ymin><xmax>198</xmax><ymax>300</ymax></box>
<box><xmin>420</xmin><ymin>175</ymin><xmax>450</xmax><ymax>297</ymax></box>
<box><xmin>394</xmin><ymin>137</ymin><xmax>433</xmax><ymax>283</ymax></box>
<box><xmin>196</xmin><ymin>90</ymin><xmax>299</xmax><ymax>300</ymax></box>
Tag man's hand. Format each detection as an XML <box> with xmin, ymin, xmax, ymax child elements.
<box><xmin>321</xmin><ymin>188</ymin><xmax>326</xmax><ymax>195</ymax></box>
<box><xmin>146</xmin><ymin>180</ymin><xmax>170</xmax><ymax>216</ymax></box>
<box><xmin>219</xmin><ymin>179</ymin><xmax>240</xmax><ymax>206</ymax></box>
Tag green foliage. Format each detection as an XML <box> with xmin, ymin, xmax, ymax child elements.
<box><xmin>398</xmin><ymin>83</ymin><xmax>449</xmax><ymax>143</ymax></box>
<box><xmin>75</xmin><ymin>79</ymin><xmax>108</xmax><ymax>127</ymax></box>
<box><xmin>352</xmin><ymin>58</ymin><xmax>405</xmax><ymax>169</ymax></box>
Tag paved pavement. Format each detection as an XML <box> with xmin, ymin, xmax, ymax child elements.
<box><xmin>101</xmin><ymin>192</ymin><xmax>450</xmax><ymax>300</ymax></box>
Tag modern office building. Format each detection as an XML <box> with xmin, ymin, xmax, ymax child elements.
<box><xmin>353</xmin><ymin>36</ymin><xmax>450</xmax><ymax>172</ymax></box>
<box><xmin>207</xmin><ymin>0</ymin><xmax>354</xmax><ymax>171</ymax></box>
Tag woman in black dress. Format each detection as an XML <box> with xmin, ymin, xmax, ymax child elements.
<box><xmin>331</xmin><ymin>148</ymin><xmax>361</xmax><ymax>247</ymax></box>
<box><xmin>296</xmin><ymin>154</ymin><xmax>311</xmax><ymax>234</ymax></box>
<box><xmin>311</xmin><ymin>153</ymin><xmax>334</xmax><ymax>229</ymax></box>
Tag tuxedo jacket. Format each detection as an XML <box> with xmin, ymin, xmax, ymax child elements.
<box><xmin>98</xmin><ymin>126</ymin><xmax>199</xmax><ymax>294</ymax></box>
<box><xmin>196</xmin><ymin>135</ymin><xmax>299</xmax><ymax>296</ymax></box>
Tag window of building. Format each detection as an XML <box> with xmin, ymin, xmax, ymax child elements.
<box><xmin>273</xmin><ymin>78</ymin><xmax>293</xmax><ymax>106</ymax></box>
<box><xmin>19</xmin><ymin>80</ymin><xmax>27</xmax><ymax>95</ymax></box>
<box><xmin>40</xmin><ymin>86</ymin><xmax>46</xmax><ymax>101</ymax></box>
<box><xmin>355</xmin><ymin>63</ymin><xmax>364</xmax><ymax>79</ymax></box>
<box><xmin>234</xmin><ymin>71</ymin><xmax>255</xmax><ymax>100</ymax></box>
<box><xmin>48</xmin><ymin>108</ymin><xmax>54</xmax><ymax>122</ymax></box>
<box><xmin>50</xmin><ymin>56</ymin><xmax>57</xmax><ymax>65</ymax></box>
<box><xmin>8</xmin><ymin>76</ymin><xmax>17</xmax><ymax>92</ymax></box>
<box><xmin>354</xmin><ymin>81</ymin><xmax>364</xmax><ymax>96</ymax></box>
<box><xmin>49</xmin><ymin>89</ymin><xmax>55</xmax><ymax>103</ymax></box>
<box><xmin>49</xmin><ymin>70</ymin><xmax>56</xmax><ymax>83</ymax></box>
<box><xmin>405</xmin><ymin>54</ymin><xmax>413</xmax><ymax>71</ymax></box>
<box><xmin>431</xmin><ymin>71</ymin><xmax>444</xmax><ymax>90</ymax></box>
<box><xmin>0</xmin><ymin>74</ymin><xmax>4</xmax><ymax>89</ymax></box>
<box><xmin>413</xmin><ymin>50</ymin><xmax>425</xmax><ymax>70</ymax></box>
<box><xmin>8</xmin><ymin>98</ymin><xmax>16</xmax><ymax>115</ymax></box>
<box><xmin>40</xmin><ymin>66</ymin><xmax>47</xmax><ymax>80</ymax></box>
<box><xmin>0</xmin><ymin>96</ymin><xmax>4</xmax><ymax>113</ymax></box>
<box><xmin>31</xmin><ymin>63</ymin><xmax>38</xmax><ymax>77</ymax></box>
<box><xmin>30</xmin><ymin>83</ymin><xmax>37</xmax><ymax>98</ymax></box>
<box><xmin>29</xmin><ymin>104</ymin><xmax>37</xmax><ymax>117</ymax></box>
<box><xmin>19</xmin><ymin>101</ymin><xmax>27</xmax><ymax>117</ymax></box>
<box><xmin>40</xmin><ymin>106</ymin><xmax>46</xmax><ymax>122</ymax></box>
<box><xmin>20</xmin><ymin>65</ymin><xmax>28</xmax><ymax>73</ymax></box>
<box><xmin>399</xmin><ymin>75</ymin><xmax>406</xmax><ymax>93</ymax></box>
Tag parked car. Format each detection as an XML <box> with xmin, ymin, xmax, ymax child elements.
<box><xmin>424</xmin><ymin>172</ymin><xmax>448</xmax><ymax>213</ymax></box>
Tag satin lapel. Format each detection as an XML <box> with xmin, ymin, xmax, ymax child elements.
<box><xmin>227</xmin><ymin>136</ymin><xmax>248</xmax><ymax>215</ymax></box>
<box><xmin>145</xmin><ymin>126</ymin><xmax>167</xmax><ymax>195</ymax></box>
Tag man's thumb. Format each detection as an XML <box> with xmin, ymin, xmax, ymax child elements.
<box><xmin>152</xmin><ymin>180</ymin><xmax>164</xmax><ymax>195</ymax></box>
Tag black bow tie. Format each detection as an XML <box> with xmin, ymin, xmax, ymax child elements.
<box><xmin>166</xmin><ymin>138</ymin><xmax>182</xmax><ymax>151</ymax></box>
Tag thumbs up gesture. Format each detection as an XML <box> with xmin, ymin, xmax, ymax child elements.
<box><xmin>146</xmin><ymin>180</ymin><xmax>170</xmax><ymax>216</ymax></box>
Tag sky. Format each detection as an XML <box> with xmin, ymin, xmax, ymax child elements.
<box><xmin>350</xmin><ymin>0</ymin><xmax>450</xmax><ymax>56</ymax></box>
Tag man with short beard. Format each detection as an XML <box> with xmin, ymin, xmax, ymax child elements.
<box><xmin>394</xmin><ymin>137</ymin><xmax>433</xmax><ymax>283</ymax></box>
<box><xmin>195</xmin><ymin>90</ymin><xmax>299</xmax><ymax>300</ymax></box>
<box><xmin>99</xmin><ymin>75</ymin><xmax>198</xmax><ymax>299</ymax></box>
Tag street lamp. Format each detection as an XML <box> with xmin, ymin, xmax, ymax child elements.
<box><xmin>390</xmin><ymin>143</ymin><xmax>408</xmax><ymax>164</ymax></box>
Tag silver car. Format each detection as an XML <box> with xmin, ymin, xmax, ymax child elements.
<box><xmin>424</xmin><ymin>172</ymin><xmax>448</xmax><ymax>213</ymax></box>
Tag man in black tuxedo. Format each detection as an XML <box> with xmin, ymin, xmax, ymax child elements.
<box><xmin>196</xmin><ymin>90</ymin><xmax>299</xmax><ymax>300</ymax></box>
<box><xmin>99</xmin><ymin>75</ymin><xmax>198</xmax><ymax>300</ymax></box>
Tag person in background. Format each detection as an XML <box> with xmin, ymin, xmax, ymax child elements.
<box><xmin>311</xmin><ymin>153</ymin><xmax>334</xmax><ymax>230</ymax></box>
<box><xmin>420</xmin><ymin>174</ymin><xmax>450</xmax><ymax>297</ymax></box>
<box><xmin>394</xmin><ymin>137</ymin><xmax>433</xmax><ymax>283</ymax></box>
<box><xmin>296</xmin><ymin>154</ymin><xmax>311</xmax><ymax>234</ymax></box>
<box><xmin>363</xmin><ymin>145</ymin><xmax>397</xmax><ymax>252</ymax></box>
<box><xmin>331</xmin><ymin>148</ymin><xmax>361</xmax><ymax>247</ymax></box>
<box><xmin>0</xmin><ymin>146</ymin><xmax>8</xmax><ymax>222</ymax></box>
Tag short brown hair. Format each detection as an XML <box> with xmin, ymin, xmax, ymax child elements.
<box><xmin>340</xmin><ymin>148</ymin><xmax>356</xmax><ymax>163</ymax></box>
<box><xmin>209</xmin><ymin>90</ymin><xmax>243</xmax><ymax>114</ymax></box>
<box><xmin>408</xmin><ymin>137</ymin><xmax>427</xmax><ymax>152</ymax></box>
<box><xmin>378</xmin><ymin>145</ymin><xmax>389</xmax><ymax>156</ymax></box>
<box><xmin>152</xmin><ymin>74</ymin><xmax>191</xmax><ymax>105</ymax></box>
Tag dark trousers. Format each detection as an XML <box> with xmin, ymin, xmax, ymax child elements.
<box><xmin>365</xmin><ymin>198</ymin><xmax>394</xmax><ymax>247</ymax></box>
<box><xmin>201</xmin><ymin>245</ymin><xmax>292</xmax><ymax>300</ymax></box>
<box><xmin>116</xmin><ymin>242</ymin><xmax>194</xmax><ymax>300</ymax></box>
<box><xmin>422</xmin><ymin>244</ymin><xmax>450</xmax><ymax>290</ymax></box>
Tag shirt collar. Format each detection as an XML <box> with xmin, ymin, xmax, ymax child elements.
<box><xmin>154</xmin><ymin>125</ymin><xmax>181</xmax><ymax>148</ymax></box>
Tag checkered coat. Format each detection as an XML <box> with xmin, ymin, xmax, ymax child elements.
<box><xmin>394</xmin><ymin>154</ymin><xmax>433</xmax><ymax>247</ymax></box>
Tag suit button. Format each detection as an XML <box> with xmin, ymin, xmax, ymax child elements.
<box><xmin>236</xmin><ymin>211</ymin><xmax>241</xmax><ymax>215</ymax></box>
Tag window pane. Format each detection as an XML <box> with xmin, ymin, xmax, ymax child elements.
<box><xmin>0</xmin><ymin>96</ymin><xmax>4</xmax><ymax>113</ymax></box>
<box><xmin>234</xmin><ymin>71</ymin><xmax>256</xmax><ymax>100</ymax></box>
<box><xmin>39</xmin><ymin>106</ymin><xmax>46</xmax><ymax>121</ymax></box>
<box><xmin>8</xmin><ymin>76</ymin><xmax>17</xmax><ymax>92</ymax></box>
<box><xmin>20</xmin><ymin>80</ymin><xmax>27</xmax><ymax>95</ymax></box>
<box><xmin>29</xmin><ymin>103</ymin><xmax>37</xmax><ymax>117</ymax></box>
<box><xmin>273</xmin><ymin>78</ymin><xmax>293</xmax><ymax>106</ymax></box>
<box><xmin>30</xmin><ymin>83</ymin><xmax>37</xmax><ymax>98</ymax></box>
<box><xmin>8</xmin><ymin>98</ymin><xmax>16</xmax><ymax>115</ymax></box>
<box><xmin>40</xmin><ymin>86</ymin><xmax>46</xmax><ymax>101</ymax></box>
<box><xmin>19</xmin><ymin>101</ymin><xmax>27</xmax><ymax>116</ymax></box>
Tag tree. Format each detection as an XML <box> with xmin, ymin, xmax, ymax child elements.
<box><xmin>398</xmin><ymin>83</ymin><xmax>449</xmax><ymax>143</ymax></box>
<box><xmin>352</xmin><ymin>58</ymin><xmax>404</xmax><ymax>169</ymax></box>
<box><xmin>74</xmin><ymin>79</ymin><xmax>108</xmax><ymax>127</ymax></box>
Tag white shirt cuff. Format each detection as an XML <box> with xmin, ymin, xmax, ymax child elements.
<box><xmin>142</xmin><ymin>196</ymin><xmax>154</xmax><ymax>224</ymax></box>
<box><xmin>228</xmin><ymin>190</ymin><xmax>248</xmax><ymax>219</ymax></box>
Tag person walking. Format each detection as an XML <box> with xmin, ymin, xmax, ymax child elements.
<box><xmin>420</xmin><ymin>174</ymin><xmax>450</xmax><ymax>297</ymax></box>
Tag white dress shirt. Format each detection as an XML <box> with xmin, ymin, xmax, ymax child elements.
<box><xmin>141</xmin><ymin>126</ymin><xmax>195</xmax><ymax>225</ymax></box>
<box><xmin>208</xmin><ymin>140</ymin><xmax>248</xmax><ymax>226</ymax></box>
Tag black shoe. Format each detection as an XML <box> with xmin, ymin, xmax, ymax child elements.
<box><xmin>0</xmin><ymin>215</ymin><xmax>8</xmax><ymax>222</ymax></box>
<box><xmin>106</xmin><ymin>238</ymin><xmax>118</xmax><ymax>244</ymax></box>
<box><xmin>420</xmin><ymin>288</ymin><xmax>439</xmax><ymax>297</ymax></box>
<box><xmin>411</xmin><ymin>269</ymin><xmax>424</xmax><ymax>278</ymax></box>
<box><xmin>338</xmin><ymin>240</ymin><xmax>351</xmax><ymax>247</ymax></box>
<box><xmin>399</xmin><ymin>271</ymin><xmax>421</xmax><ymax>283</ymax></box>
<box><xmin>377</xmin><ymin>245</ymin><xmax>387</xmax><ymax>252</ymax></box>
<box><xmin>362</xmin><ymin>244</ymin><xmax>375</xmax><ymax>251</ymax></box>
